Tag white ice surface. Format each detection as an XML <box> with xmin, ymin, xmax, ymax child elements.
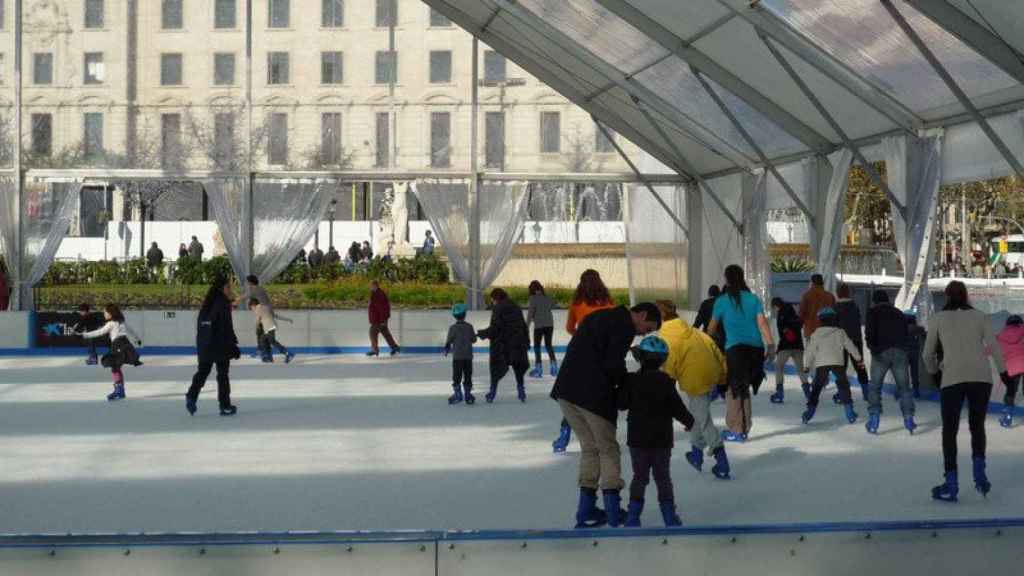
<box><xmin>0</xmin><ymin>354</ymin><xmax>1022</xmax><ymax>535</ymax></box>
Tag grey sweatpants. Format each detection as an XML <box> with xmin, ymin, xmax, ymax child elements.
<box><xmin>687</xmin><ymin>392</ymin><xmax>723</xmax><ymax>454</ymax></box>
<box><xmin>775</xmin><ymin>349</ymin><xmax>809</xmax><ymax>390</ymax></box>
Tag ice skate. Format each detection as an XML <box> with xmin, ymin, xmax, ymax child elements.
<box><xmin>464</xmin><ymin>385</ymin><xmax>476</xmax><ymax>405</ymax></box>
<box><xmin>219</xmin><ymin>405</ymin><xmax>238</xmax><ymax>416</ymax></box>
<box><xmin>485</xmin><ymin>384</ymin><xmax>497</xmax><ymax>403</ymax></box>
<box><xmin>769</xmin><ymin>388</ymin><xmax>785</xmax><ymax>404</ymax></box>
<box><xmin>517</xmin><ymin>384</ymin><xmax>527</xmax><ymax>403</ymax></box>
<box><xmin>284</xmin><ymin>352</ymin><xmax>295</xmax><ymax>364</ymax></box>
<box><xmin>931</xmin><ymin>471</ymin><xmax>958</xmax><ymax>502</ymax></box>
<box><xmin>720</xmin><ymin>430</ymin><xmax>746</xmax><ymax>443</ymax></box>
<box><xmin>574</xmin><ymin>488</ymin><xmax>607</xmax><ymax>529</ymax></box>
<box><xmin>711</xmin><ymin>446</ymin><xmax>730</xmax><ymax>479</ymax></box>
<box><xmin>801</xmin><ymin>406</ymin><xmax>816</xmax><ymax>424</ymax></box>
<box><xmin>602</xmin><ymin>490</ymin><xmax>624</xmax><ymax>527</ymax></box>
<box><xmin>684</xmin><ymin>445</ymin><xmax>703</xmax><ymax>472</ymax></box>
<box><xmin>106</xmin><ymin>383</ymin><xmax>125</xmax><ymax>402</ymax></box>
<box><xmin>447</xmin><ymin>386</ymin><xmax>464</xmax><ymax>405</ymax></box>
<box><xmin>528</xmin><ymin>362</ymin><xmax>543</xmax><ymax>378</ymax></box>
<box><xmin>624</xmin><ymin>499</ymin><xmax>643</xmax><ymax>527</ymax></box>
<box><xmin>389</xmin><ymin>346</ymin><xmax>401</xmax><ymax>356</ymax></box>
<box><xmin>844</xmin><ymin>403</ymin><xmax>858</xmax><ymax>424</ymax></box>
<box><xmin>659</xmin><ymin>500</ymin><xmax>682</xmax><ymax>527</ymax></box>
<box><xmin>86</xmin><ymin>355</ymin><xmax>98</xmax><ymax>366</ymax></box>
<box><xmin>865</xmin><ymin>413</ymin><xmax>880</xmax><ymax>434</ymax></box>
<box><xmin>552</xmin><ymin>423</ymin><xmax>571</xmax><ymax>454</ymax></box>
<box><xmin>904</xmin><ymin>416</ymin><xmax>917</xmax><ymax>435</ymax></box>
<box><xmin>549</xmin><ymin>361</ymin><xmax>559</xmax><ymax>377</ymax></box>
<box><xmin>1000</xmin><ymin>405</ymin><xmax>1013</xmax><ymax>428</ymax></box>
<box><xmin>185</xmin><ymin>395</ymin><xmax>197</xmax><ymax>415</ymax></box>
<box><xmin>365</xmin><ymin>350</ymin><xmax>379</xmax><ymax>357</ymax></box>
<box><xmin>973</xmin><ymin>458</ymin><xmax>991</xmax><ymax>497</ymax></box>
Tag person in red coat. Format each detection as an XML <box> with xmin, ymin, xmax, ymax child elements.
<box><xmin>367</xmin><ymin>280</ymin><xmax>401</xmax><ymax>356</ymax></box>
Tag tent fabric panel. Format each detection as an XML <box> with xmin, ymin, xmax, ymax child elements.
<box><xmin>631</xmin><ymin>0</ymin><xmax>733</xmax><ymax>41</ymax></box>
<box><xmin>941</xmin><ymin>110</ymin><xmax>1024</xmax><ymax>185</ymax></box>
<box><xmin>947</xmin><ymin>0</ymin><xmax>1024</xmax><ymax>57</ymax></box>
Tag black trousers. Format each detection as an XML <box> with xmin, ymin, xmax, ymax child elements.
<box><xmin>261</xmin><ymin>329</ymin><xmax>289</xmax><ymax>356</ymax></box>
<box><xmin>533</xmin><ymin>327</ymin><xmax>556</xmax><ymax>364</ymax></box>
<box><xmin>452</xmin><ymin>359</ymin><xmax>473</xmax><ymax>391</ymax></box>
<box><xmin>629</xmin><ymin>447</ymin><xmax>674</xmax><ymax>503</ymax></box>
<box><xmin>808</xmin><ymin>365</ymin><xmax>853</xmax><ymax>407</ymax></box>
<box><xmin>1005</xmin><ymin>374</ymin><xmax>1021</xmax><ymax>405</ymax></box>
<box><xmin>490</xmin><ymin>356</ymin><xmax>529</xmax><ymax>387</ymax></box>
<box><xmin>256</xmin><ymin>325</ymin><xmax>268</xmax><ymax>356</ymax></box>
<box><xmin>908</xmin><ymin>350</ymin><xmax>921</xmax><ymax>390</ymax></box>
<box><xmin>188</xmin><ymin>359</ymin><xmax>232</xmax><ymax>409</ymax></box>
<box><xmin>843</xmin><ymin>340</ymin><xmax>870</xmax><ymax>387</ymax></box>
<box><xmin>941</xmin><ymin>382</ymin><xmax>991</xmax><ymax>472</ymax></box>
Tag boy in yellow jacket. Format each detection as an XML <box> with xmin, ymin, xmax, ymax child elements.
<box><xmin>657</xmin><ymin>301</ymin><xmax>731</xmax><ymax>479</ymax></box>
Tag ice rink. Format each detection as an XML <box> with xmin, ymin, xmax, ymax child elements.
<box><xmin>1</xmin><ymin>353</ymin><xmax>1022</xmax><ymax>535</ymax></box>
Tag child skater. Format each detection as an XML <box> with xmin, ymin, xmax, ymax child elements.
<box><xmin>801</xmin><ymin>307</ymin><xmax>863</xmax><ymax>425</ymax></box>
<box><xmin>996</xmin><ymin>315</ymin><xmax>1024</xmax><ymax>428</ymax></box>
<box><xmin>769</xmin><ymin>297</ymin><xmax>810</xmax><ymax>404</ymax></box>
<box><xmin>527</xmin><ymin>280</ymin><xmax>558</xmax><ymax>378</ymax></box>
<box><xmin>476</xmin><ymin>288</ymin><xmax>531</xmax><ymax>403</ymax></box>
<box><xmin>617</xmin><ymin>335</ymin><xmax>694</xmax><ymax>527</ymax></box>
<box><xmin>78</xmin><ymin>304</ymin><xmax>142</xmax><ymax>401</ymax></box>
<box><xmin>444</xmin><ymin>303</ymin><xmax>477</xmax><ymax>405</ymax></box>
<box><xmin>248</xmin><ymin>298</ymin><xmax>294</xmax><ymax>363</ymax></box>
<box><xmin>72</xmin><ymin>303</ymin><xmax>102</xmax><ymax>365</ymax></box>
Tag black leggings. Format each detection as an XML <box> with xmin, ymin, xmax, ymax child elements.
<box><xmin>808</xmin><ymin>366</ymin><xmax>852</xmax><ymax>407</ymax></box>
<box><xmin>188</xmin><ymin>359</ymin><xmax>232</xmax><ymax>409</ymax></box>
<box><xmin>1006</xmin><ymin>374</ymin><xmax>1021</xmax><ymax>405</ymax></box>
<box><xmin>533</xmin><ymin>327</ymin><xmax>556</xmax><ymax>364</ymax></box>
<box><xmin>940</xmin><ymin>382</ymin><xmax>991</xmax><ymax>472</ymax></box>
<box><xmin>629</xmin><ymin>447</ymin><xmax>674</xmax><ymax>503</ymax></box>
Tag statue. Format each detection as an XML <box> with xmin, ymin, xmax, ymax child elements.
<box><xmin>374</xmin><ymin>182</ymin><xmax>416</xmax><ymax>259</ymax></box>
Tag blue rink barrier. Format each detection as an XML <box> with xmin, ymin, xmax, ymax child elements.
<box><xmin>2</xmin><ymin>518</ymin><xmax>1022</xmax><ymax>576</ymax></box>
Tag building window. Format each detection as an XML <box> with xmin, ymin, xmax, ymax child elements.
<box><xmin>430</xmin><ymin>112</ymin><xmax>451</xmax><ymax>168</ymax></box>
<box><xmin>267</xmin><ymin>52</ymin><xmax>290</xmax><ymax>85</ymax></box>
<box><xmin>321</xmin><ymin>52</ymin><xmax>343</xmax><ymax>84</ymax></box>
<box><xmin>269</xmin><ymin>0</ymin><xmax>289</xmax><ymax>28</ymax></box>
<box><xmin>84</xmin><ymin>53</ymin><xmax>105</xmax><ymax>85</ymax></box>
<box><xmin>375</xmin><ymin>51</ymin><xmax>396</xmax><ymax>84</ymax></box>
<box><xmin>429</xmin><ymin>8</ymin><xmax>451</xmax><ymax>27</ymax></box>
<box><xmin>429</xmin><ymin>51</ymin><xmax>451</xmax><ymax>84</ymax></box>
<box><xmin>485</xmin><ymin>112</ymin><xmax>505</xmax><ymax>169</ymax></box>
<box><xmin>83</xmin><ymin>113</ymin><xmax>104</xmax><ymax>158</ymax></box>
<box><xmin>322</xmin><ymin>0</ymin><xmax>344</xmax><ymax>27</ymax></box>
<box><xmin>375</xmin><ymin>112</ymin><xmax>389</xmax><ymax>167</ymax></box>
<box><xmin>321</xmin><ymin>113</ymin><xmax>342</xmax><ymax>165</ymax></box>
<box><xmin>214</xmin><ymin>113</ymin><xmax>235</xmax><ymax>167</ymax></box>
<box><xmin>484</xmin><ymin>51</ymin><xmax>506</xmax><ymax>82</ymax></box>
<box><xmin>595</xmin><ymin>124</ymin><xmax>616</xmax><ymax>153</ymax></box>
<box><xmin>31</xmin><ymin>114</ymin><xmax>52</xmax><ymax>157</ymax></box>
<box><xmin>162</xmin><ymin>0</ymin><xmax>183</xmax><ymax>30</ymax></box>
<box><xmin>269</xmin><ymin>113</ymin><xmax>288</xmax><ymax>165</ymax></box>
<box><xmin>540</xmin><ymin>111</ymin><xmax>561</xmax><ymax>153</ymax></box>
<box><xmin>215</xmin><ymin>0</ymin><xmax>236</xmax><ymax>29</ymax></box>
<box><xmin>375</xmin><ymin>0</ymin><xmax>396</xmax><ymax>27</ymax></box>
<box><xmin>33</xmin><ymin>53</ymin><xmax>53</xmax><ymax>85</ymax></box>
<box><xmin>85</xmin><ymin>0</ymin><xmax>105</xmax><ymax>29</ymax></box>
<box><xmin>161</xmin><ymin>53</ymin><xmax>183</xmax><ymax>85</ymax></box>
<box><xmin>161</xmin><ymin>113</ymin><xmax>183</xmax><ymax>168</ymax></box>
<box><xmin>214</xmin><ymin>53</ymin><xmax>235</xmax><ymax>85</ymax></box>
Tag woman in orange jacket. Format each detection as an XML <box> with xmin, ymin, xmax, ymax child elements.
<box><xmin>553</xmin><ymin>270</ymin><xmax>616</xmax><ymax>453</ymax></box>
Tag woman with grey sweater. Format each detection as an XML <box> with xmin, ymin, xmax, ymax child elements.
<box><xmin>924</xmin><ymin>281</ymin><xmax>1011</xmax><ymax>502</ymax></box>
<box><xmin>527</xmin><ymin>281</ymin><xmax>558</xmax><ymax>378</ymax></box>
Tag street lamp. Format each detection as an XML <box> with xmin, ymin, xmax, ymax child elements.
<box><xmin>328</xmin><ymin>199</ymin><xmax>338</xmax><ymax>250</ymax></box>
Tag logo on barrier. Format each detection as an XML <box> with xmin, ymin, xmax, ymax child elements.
<box><xmin>34</xmin><ymin>312</ymin><xmax>110</xmax><ymax>348</ymax></box>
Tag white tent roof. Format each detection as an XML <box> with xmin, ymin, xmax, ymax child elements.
<box><xmin>424</xmin><ymin>0</ymin><xmax>1024</xmax><ymax>182</ymax></box>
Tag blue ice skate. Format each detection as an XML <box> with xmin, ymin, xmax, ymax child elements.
<box><xmin>602</xmin><ymin>490</ymin><xmax>624</xmax><ymax>528</ymax></box>
<box><xmin>185</xmin><ymin>395</ymin><xmax>197</xmax><ymax>415</ymax></box>
<box><xmin>464</xmin><ymin>385</ymin><xmax>476</xmax><ymax>405</ymax></box>
<box><xmin>552</xmin><ymin>423</ymin><xmax>571</xmax><ymax>454</ymax></box>
<box><xmin>684</xmin><ymin>445</ymin><xmax>703</xmax><ymax>472</ymax></box>
<box><xmin>284</xmin><ymin>352</ymin><xmax>295</xmax><ymax>364</ymax></box>
<box><xmin>973</xmin><ymin>458</ymin><xmax>991</xmax><ymax>497</ymax></box>
<box><xmin>624</xmin><ymin>499</ymin><xmax>643</xmax><ymax>527</ymax></box>
<box><xmin>844</xmin><ymin>403</ymin><xmax>858</xmax><ymax>424</ymax></box>
<box><xmin>448</xmin><ymin>385</ymin><xmax>464</xmax><ymax>405</ymax></box>
<box><xmin>865</xmin><ymin>413</ymin><xmax>880</xmax><ymax>434</ymax></box>
<box><xmin>931</xmin><ymin>471</ymin><xmax>958</xmax><ymax>502</ymax></box>
<box><xmin>904</xmin><ymin>416</ymin><xmax>917</xmax><ymax>435</ymax></box>
<box><xmin>106</xmin><ymin>383</ymin><xmax>125</xmax><ymax>402</ymax></box>
<box><xmin>999</xmin><ymin>405</ymin><xmax>1013</xmax><ymax>428</ymax></box>
<box><xmin>517</xmin><ymin>384</ymin><xmax>527</xmax><ymax>403</ymax></box>
<box><xmin>219</xmin><ymin>405</ymin><xmax>238</xmax><ymax>416</ymax></box>
<box><xmin>720</xmin><ymin>430</ymin><xmax>747</xmax><ymax>443</ymax></box>
<box><xmin>549</xmin><ymin>361</ymin><xmax>559</xmax><ymax>377</ymax></box>
<box><xmin>659</xmin><ymin>499</ymin><xmax>682</xmax><ymax>527</ymax></box>
<box><xmin>574</xmin><ymin>488</ymin><xmax>607</xmax><ymax>529</ymax></box>
<box><xmin>711</xmin><ymin>446</ymin><xmax>731</xmax><ymax>480</ymax></box>
<box><xmin>86</xmin><ymin>356</ymin><xmax>98</xmax><ymax>366</ymax></box>
<box><xmin>485</xmin><ymin>384</ymin><xmax>497</xmax><ymax>403</ymax></box>
<box><xmin>801</xmin><ymin>405</ymin><xmax>816</xmax><ymax>424</ymax></box>
<box><xmin>529</xmin><ymin>362</ymin><xmax>543</xmax><ymax>378</ymax></box>
<box><xmin>769</xmin><ymin>388</ymin><xmax>785</xmax><ymax>404</ymax></box>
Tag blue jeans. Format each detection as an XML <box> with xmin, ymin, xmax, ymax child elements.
<box><xmin>868</xmin><ymin>348</ymin><xmax>914</xmax><ymax>416</ymax></box>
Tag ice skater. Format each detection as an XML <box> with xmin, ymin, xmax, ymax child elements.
<box><xmin>769</xmin><ymin>297</ymin><xmax>809</xmax><ymax>404</ymax></box>
<box><xmin>657</xmin><ymin>300</ymin><xmax>730</xmax><ymax>480</ymax></box>
<box><xmin>243</xmin><ymin>275</ymin><xmax>273</xmax><ymax>360</ymax></box>
<box><xmin>550</xmin><ymin>302</ymin><xmax>662</xmax><ymax>529</ymax></box>
<box><xmin>72</xmin><ymin>303</ymin><xmax>102</xmax><ymax>365</ymax></box>
<box><xmin>78</xmin><ymin>304</ymin><xmax>142</xmax><ymax>401</ymax></box>
<box><xmin>367</xmin><ymin>280</ymin><xmax>401</xmax><ymax>357</ymax></box>
<box><xmin>476</xmin><ymin>288</ymin><xmax>531</xmax><ymax>403</ymax></box>
<box><xmin>186</xmin><ymin>276</ymin><xmax>241</xmax><ymax>416</ymax></box>
<box><xmin>835</xmin><ymin>283</ymin><xmax>870</xmax><ymax>402</ymax></box>
<box><xmin>526</xmin><ymin>280</ymin><xmax>558</xmax><ymax>378</ymax></box>
<box><xmin>864</xmin><ymin>290</ymin><xmax>915</xmax><ymax>435</ymax></box>
<box><xmin>801</xmin><ymin>307</ymin><xmax>862</xmax><ymax>425</ymax></box>
<box><xmin>996</xmin><ymin>315</ymin><xmax>1024</xmax><ymax>428</ymax></box>
<box><xmin>617</xmin><ymin>335</ymin><xmax>694</xmax><ymax>527</ymax></box>
<box><xmin>248</xmin><ymin>298</ymin><xmax>295</xmax><ymax>364</ymax></box>
<box><xmin>444</xmin><ymin>303</ymin><xmax>477</xmax><ymax>405</ymax></box>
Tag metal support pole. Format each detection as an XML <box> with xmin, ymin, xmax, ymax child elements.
<box><xmin>468</xmin><ymin>37</ymin><xmax>482</xmax><ymax>309</ymax></box>
<box><xmin>593</xmin><ymin>117</ymin><xmax>688</xmax><ymax>236</ymax></box>
<box><xmin>758</xmin><ymin>31</ymin><xmax>906</xmax><ymax>218</ymax></box>
<box><xmin>880</xmin><ymin>0</ymin><xmax>1024</xmax><ymax>180</ymax></box>
<box><xmin>12</xmin><ymin>0</ymin><xmax>23</xmax><ymax>310</ymax></box>
<box><xmin>692</xmin><ymin>67</ymin><xmax>815</xmax><ymax>226</ymax></box>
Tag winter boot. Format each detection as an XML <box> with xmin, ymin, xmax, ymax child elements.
<box><xmin>684</xmin><ymin>445</ymin><xmax>704</xmax><ymax>472</ymax></box>
<box><xmin>550</xmin><ymin>361</ymin><xmax>559</xmax><ymax>377</ymax></box>
<box><xmin>574</xmin><ymin>488</ymin><xmax>607</xmax><ymax>529</ymax></box>
<box><xmin>517</xmin><ymin>384</ymin><xmax>527</xmax><ymax>403</ymax></box>
<box><xmin>624</xmin><ymin>499</ymin><xmax>643</xmax><ymax>527</ymax></box>
<box><xmin>185</xmin><ymin>395</ymin><xmax>197</xmax><ymax>415</ymax></box>
<box><xmin>770</xmin><ymin>385</ymin><xmax>785</xmax><ymax>404</ymax></box>
<box><xmin>552</xmin><ymin>423</ymin><xmax>571</xmax><ymax>454</ymax></box>
<box><xmin>464</xmin><ymin>385</ymin><xmax>476</xmax><ymax>405</ymax></box>
<box><xmin>904</xmin><ymin>416</ymin><xmax>917</xmax><ymax>435</ymax></box>
<box><xmin>659</xmin><ymin>500</ymin><xmax>682</xmax><ymax>527</ymax></box>
<box><xmin>931</xmin><ymin>471</ymin><xmax>959</xmax><ymax>502</ymax></box>
<box><xmin>106</xmin><ymin>382</ymin><xmax>125</xmax><ymax>402</ymax></box>
<box><xmin>448</xmin><ymin>385</ymin><xmax>464</xmax><ymax>405</ymax></box>
<box><xmin>711</xmin><ymin>446</ymin><xmax>731</xmax><ymax>480</ymax></box>
<box><xmin>801</xmin><ymin>405</ymin><xmax>816</xmax><ymax>424</ymax></box>
<box><xmin>485</xmin><ymin>383</ymin><xmax>497</xmax><ymax>403</ymax></box>
<box><xmin>865</xmin><ymin>413</ymin><xmax>880</xmax><ymax>434</ymax></box>
<box><xmin>86</xmin><ymin>355</ymin><xmax>98</xmax><ymax>366</ymax></box>
<box><xmin>720</xmin><ymin>430</ymin><xmax>747</xmax><ymax>443</ymax></box>
<box><xmin>973</xmin><ymin>457</ymin><xmax>991</xmax><ymax>497</ymax></box>
<box><xmin>844</xmin><ymin>403</ymin><xmax>858</xmax><ymax>424</ymax></box>
<box><xmin>1000</xmin><ymin>404</ymin><xmax>1014</xmax><ymax>428</ymax></box>
<box><xmin>602</xmin><ymin>490</ymin><xmax>625</xmax><ymax>528</ymax></box>
<box><xmin>529</xmin><ymin>362</ymin><xmax>543</xmax><ymax>378</ymax></box>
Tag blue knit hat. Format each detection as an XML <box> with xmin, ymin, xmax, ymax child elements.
<box><xmin>817</xmin><ymin>306</ymin><xmax>837</xmax><ymax>319</ymax></box>
<box><xmin>452</xmin><ymin>303</ymin><xmax>468</xmax><ymax>317</ymax></box>
<box><xmin>637</xmin><ymin>335</ymin><xmax>669</xmax><ymax>356</ymax></box>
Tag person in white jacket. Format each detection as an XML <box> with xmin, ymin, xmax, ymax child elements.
<box><xmin>802</xmin><ymin>307</ymin><xmax>863</xmax><ymax>425</ymax></box>
<box><xmin>248</xmin><ymin>299</ymin><xmax>294</xmax><ymax>363</ymax></box>
<box><xmin>78</xmin><ymin>304</ymin><xmax>142</xmax><ymax>401</ymax></box>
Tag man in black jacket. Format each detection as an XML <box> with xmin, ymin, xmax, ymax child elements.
<box><xmin>550</xmin><ymin>302</ymin><xmax>661</xmax><ymax>529</ymax></box>
<box><xmin>864</xmin><ymin>290</ymin><xmax>915</xmax><ymax>434</ymax></box>
<box><xmin>186</xmin><ymin>276</ymin><xmax>241</xmax><ymax>416</ymax></box>
<box><xmin>693</xmin><ymin>285</ymin><xmax>725</xmax><ymax>350</ymax></box>
<box><xmin>477</xmin><ymin>288</ymin><xmax>531</xmax><ymax>403</ymax></box>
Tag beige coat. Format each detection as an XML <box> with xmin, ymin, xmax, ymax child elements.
<box><xmin>804</xmin><ymin>326</ymin><xmax>861</xmax><ymax>370</ymax></box>
<box><xmin>924</xmin><ymin>309</ymin><xmax>1005</xmax><ymax>387</ymax></box>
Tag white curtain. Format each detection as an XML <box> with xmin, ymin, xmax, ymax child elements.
<box><xmin>253</xmin><ymin>178</ymin><xmax>336</xmax><ymax>284</ymax></box>
<box><xmin>624</xmin><ymin>183</ymin><xmax>688</xmax><ymax>305</ymax></box>
<box><xmin>413</xmin><ymin>180</ymin><xmax>529</xmax><ymax>301</ymax></box>
<box><xmin>806</xmin><ymin>149</ymin><xmax>853</xmax><ymax>292</ymax></box>
<box><xmin>20</xmin><ymin>181</ymin><xmax>83</xmax><ymax>310</ymax></box>
<box><xmin>205</xmin><ymin>177</ymin><xmax>250</xmax><ymax>280</ymax></box>
<box><xmin>742</xmin><ymin>171</ymin><xmax>771</xmax><ymax>308</ymax></box>
<box><xmin>0</xmin><ymin>176</ymin><xmax>16</xmax><ymax>276</ymax></box>
<box><xmin>885</xmin><ymin>134</ymin><xmax>943</xmax><ymax>324</ymax></box>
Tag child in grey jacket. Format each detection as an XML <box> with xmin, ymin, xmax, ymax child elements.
<box><xmin>802</xmin><ymin>307</ymin><xmax>863</xmax><ymax>425</ymax></box>
<box><xmin>445</xmin><ymin>303</ymin><xmax>478</xmax><ymax>405</ymax></box>
<box><xmin>527</xmin><ymin>280</ymin><xmax>558</xmax><ymax>377</ymax></box>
